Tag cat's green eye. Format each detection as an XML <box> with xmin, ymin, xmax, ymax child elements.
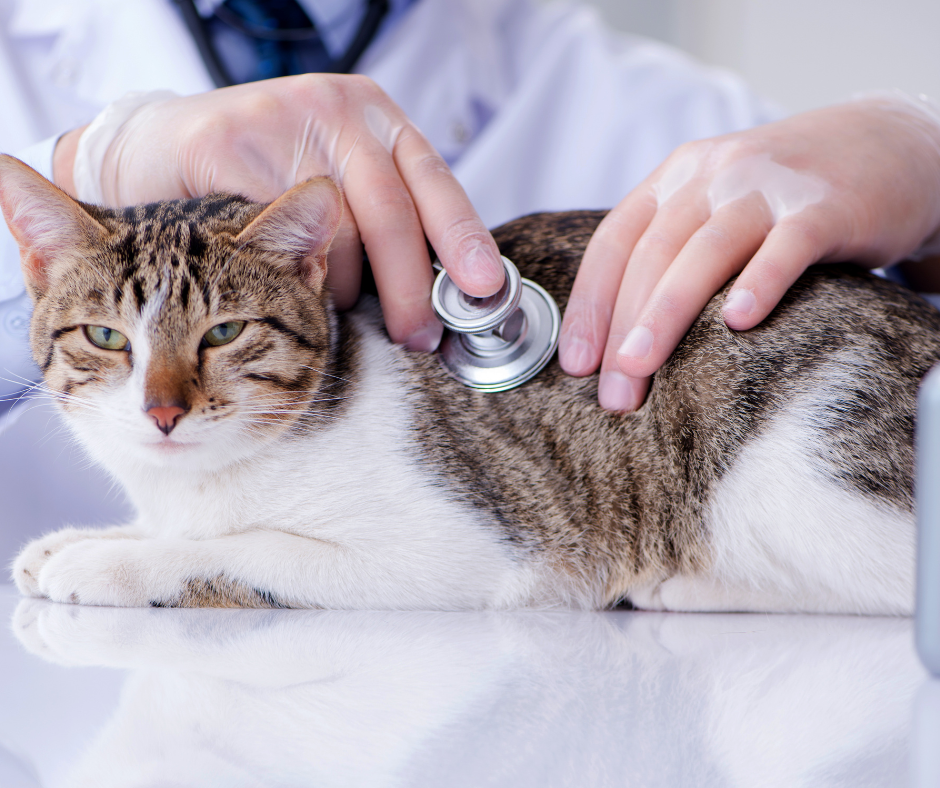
<box><xmin>85</xmin><ymin>325</ymin><xmax>129</xmax><ymax>351</ymax></box>
<box><xmin>203</xmin><ymin>321</ymin><xmax>246</xmax><ymax>347</ymax></box>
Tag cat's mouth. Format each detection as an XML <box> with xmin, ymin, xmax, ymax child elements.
<box><xmin>146</xmin><ymin>438</ymin><xmax>200</xmax><ymax>454</ymax></box>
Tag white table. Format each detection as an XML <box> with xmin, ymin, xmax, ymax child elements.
<box><xmin>0</xmin><ymin>585</ymin><xmax>937</xmax><ymax>787</ymax></box>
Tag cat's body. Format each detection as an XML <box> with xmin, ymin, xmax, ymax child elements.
<box><xmin>1</xmin><ymin>156</ymin><xmax>936</xmax><ymax>613</ymax></box>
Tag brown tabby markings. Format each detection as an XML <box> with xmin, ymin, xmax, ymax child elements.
<box><xmin>31</xmin><ymin>193</ymin><xmax>354</xmax><ymax>442</ymax></box>
<box><xmin>401</xmin><ymin>211</ymin><xmax>940</xmax><ymax>605</ymax></box>
<box><xmin>154</xmin><ymin>576</ymin><xmax>289</xmax><ymax>609</ymax></box>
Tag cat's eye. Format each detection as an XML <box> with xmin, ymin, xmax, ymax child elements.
<box><xmin>84</xmin><ymin>325</ymin><xmax>129</xmax><ymax>351</ymax></box>
<box><xmin>203</xmin><ymin>321</ymin><xmax>246</xmax><ymax>347</ymax></box>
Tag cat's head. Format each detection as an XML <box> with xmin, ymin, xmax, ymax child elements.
<box><xmin>0</xmin><ymin>154</ymin><xmax>343</xmax><ymax>471</ymax></box>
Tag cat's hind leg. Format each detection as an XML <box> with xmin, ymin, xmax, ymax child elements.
<box><xmin>673</xmin><ymin>410</ymin><xmax>916</xmax><ymax>616</ymax></box>
<box><xmin>627</xmin><ymin>572</ymin><xmax>843</xmax><ymax>614</ymax></box>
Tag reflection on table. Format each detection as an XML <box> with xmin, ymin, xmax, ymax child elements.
<box><xmin>0</xmin><ymin>587</ymin><xmax>935</xmax><ymax>787</ymax></box>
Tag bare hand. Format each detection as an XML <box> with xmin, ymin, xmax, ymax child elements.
<box><xmin>558</xmin><ymin>97</ymin><xmax>940</xmax><ymax>411</ymax></box>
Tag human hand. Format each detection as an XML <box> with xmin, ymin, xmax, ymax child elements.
<box><xmin>558</xmin><ymin>95</ymin><xmax>940</xmax><ymax>411</ymax></box>
<box><xmin>54</xmin><ymin>76</ymin><xmax>504</xmax><ymax>350</ymax></box>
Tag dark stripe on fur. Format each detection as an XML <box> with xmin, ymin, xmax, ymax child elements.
<box><xmin>259</xmin><ymin>316</ymin><xmax>322</xmax><ymax>353</ymax></box>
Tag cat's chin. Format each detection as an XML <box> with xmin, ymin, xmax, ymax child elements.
<box><xmin>126</xmin><ymin>432</ymin><xmax>265</xmax><ymax>473</ymax></box>
<box><xmin>145</xmin><ymin>439</ymin><xmax>201</xmax><ymax>456</ymax></box>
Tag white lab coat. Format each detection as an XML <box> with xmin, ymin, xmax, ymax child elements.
<box><xmin>0</xmin><ymin>0</ymin><xmax>776</xmax><ymax>556</ymax></box>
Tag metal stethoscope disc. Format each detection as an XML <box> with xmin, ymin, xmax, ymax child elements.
<box><xmin>431</xmin><ymin>255</ymin><xmax>523</xmax><ymax>334</ymax></box>
<box><xmin>432</xmin><ymin>256</ymin><xmax>561</xmax><ymax>392</ymax></box>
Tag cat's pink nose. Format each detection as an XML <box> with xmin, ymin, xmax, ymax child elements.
<box><xmin>146</xmin><ymin>405</ymin><xmax>188</xmax><ymax>436</ymax></box>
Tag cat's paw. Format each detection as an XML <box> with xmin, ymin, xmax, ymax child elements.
<box><xmin>10</xmin><ymin>597</ymin><xmax>58</xmax><ymax>661</ymax></box>
<box><xmin>36</xmin><ymin>538</ymin><xmax>177</xmax><ymax>607</ymax></box>
<box><xmin>9</xmin><ymin>598</ymin><xmax>100</xmax><ymax>665</ymax></box>
<box><xmin>12</xmin><ymin>528</ymin><xmax>106</xmax><ymax>597</ymax></box>
<box><xmin>12</xmin><ymin>597</ymin><xmax>156</xmax><ymax>666</ymax></box>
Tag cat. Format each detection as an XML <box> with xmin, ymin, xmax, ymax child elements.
<box><xmin>1</xmin><ymin>153</ymin><xmax>936</xmax><ymax>614</ymax></box>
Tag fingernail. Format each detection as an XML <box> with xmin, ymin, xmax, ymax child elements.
<box><xmin>559</xmin><ymin>336</ymin><xmax>595</xmax><ymax>375</ymax></box>
<box><xmin>598</xmin><ymin>370</ymin><xmax>638</xmax><ymax>412</ymax></box>
<box><xmin>404</xmin><ymin>320</ymin><xmax>444</xmax><ymax>352</ymax></box>
<box><xmin>617</xmin><ymin>326</ymin><xmax>654</xmax><ymax>360</ymax></box>
<box><xmin>723</xmin><ymin>288</ymin><xmax>756</xmax><ymax>318</ymax></box>
<box><xmin>463</xmin><ymin>245</ymin><xmax>505</xmax><ymax>296</ymax></box>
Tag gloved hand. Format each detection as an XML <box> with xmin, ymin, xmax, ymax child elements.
<box><xmin>56</xmin><ymin>75</ymin><xmax>505</xmax><ymax>351</ymax></box>
<box><xmin>558</xmin><ymin>95</ymin><xmax>940</xmax><ymax>411</ymax></box>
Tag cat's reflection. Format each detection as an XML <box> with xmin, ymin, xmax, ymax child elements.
<box><xmin>13</xmin><ymin>601</ymin><xmax>922</xmax><ymax>788</ymax></box>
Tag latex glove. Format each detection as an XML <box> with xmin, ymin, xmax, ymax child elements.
<box><xmin>558</xmin><ymin>95</ymin><xmax>940</xmax><ymax>411</ymax></box>
<box><xmin>57</xmin><ymin>76</ymin><xmax>505</xmax><ymax>351</ymax></box>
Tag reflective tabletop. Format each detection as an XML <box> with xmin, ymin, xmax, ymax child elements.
<box><xmin>0</xmin><ymin>585</ymin><xmax>937</xmax><ymax>787</ymax></box>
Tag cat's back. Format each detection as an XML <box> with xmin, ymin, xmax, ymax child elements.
<box><xmin>398</xmin><ymin>210</ymin><xmax>940</xmax><ymax>610</ymax></box>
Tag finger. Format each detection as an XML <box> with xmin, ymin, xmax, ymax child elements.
<box><xmin>341</xmin><ymin>136</ymin><xmax>442</xmax><ymax>350</ymax></box>
<box><xmin>721</xmin><ymin>218</ymin><xmax>827</xmax><ymax>330</ymax></box>
<box><xmin>325</xmin><ymin>193</ymin><xmax>364</xmax><ymax>311</ymax></box>
<box><xmin>615</xmin><ymin>196</ymin><xmax>774</xmax><ymax>381</ymax></box>
<box><xmin>559</xmin><ymin>187</ymin><xmax>658</xmax><ymax>376</ymax></box>
<box><xmin>595</xmin><ymin>193</ymin><xmax>714</xmax><ymax>410</ymax></box>
<box><xmin>393</xmin><ymin>125</ymin><xmax>504</xmax><ymax>297</ymax></box>
<box><xmin>597</xmin><ymin>365</ymin><xmax>650</xmax><ymax>414</ymax></box>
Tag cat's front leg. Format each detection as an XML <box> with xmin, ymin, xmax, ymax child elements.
<box><xmin>12</xmin><ymin>525</ymin><xmax>143</xmax><ymax>598</ymax></box>
<box><xmin>25</xmin><ymin>535</ymin><xmax>242</xmax><ymax>608</ymax></box>
<box><xmin>25</xmin><ymin>530</ymin><xmax>342</xmax><ymax>608</ymax></box>
<box><xmin>26</xmin><ymin>528</ymin><xmax>525</xmax><ymax>609</ymax></box>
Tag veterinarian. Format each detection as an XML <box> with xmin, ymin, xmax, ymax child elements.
<box><xmin>1</xmin><ymin>0</ymin><xmax>940</xmax><ymax>554</ymax></box>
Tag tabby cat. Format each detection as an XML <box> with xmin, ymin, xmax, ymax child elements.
<box><xmin>1</xmin><ymin>154</ymin><xmax>935</xmax><ymax>613</ymax></box>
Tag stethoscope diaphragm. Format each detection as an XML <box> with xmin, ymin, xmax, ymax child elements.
<box><xmin>431</xmin><ymin>256</ymin><xmax>561</xmax><ymax>392</ymax></box>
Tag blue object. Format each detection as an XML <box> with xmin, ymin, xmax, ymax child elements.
<box><xmin>174</xmin><ymin>0</ymin><xmax>390</xmax><ymax>87</ymax></box>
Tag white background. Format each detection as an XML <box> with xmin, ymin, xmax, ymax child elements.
<box><xmin>575</xmin><ymin>0</ymin><xmax>940</xmax><ymax>114</ymax></box>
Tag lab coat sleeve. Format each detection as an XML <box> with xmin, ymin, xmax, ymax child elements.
<box><xmin>0</xmin><ymin>135</ymin><xmax>58</xmax><ymax>400</ymax></box>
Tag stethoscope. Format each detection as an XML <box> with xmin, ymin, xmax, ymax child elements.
<box><xmin>431</xmin><ymin>258</ymin><xmax>561</xmax><ymax>391</ymax></box>
<box><xmin>173</xmin><ymin>0</ymin><xmax>390</xmax><ymax>88</ymax></box>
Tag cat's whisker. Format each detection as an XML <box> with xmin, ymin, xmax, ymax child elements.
<box><xmin>0</xmin><ymin>369</ymin><xmax>43</xmax><ymax>387</ymax></box>
<box><xmin>239</xmin><ymin>410</ymin><xmax>320</xmax><ymax>421</ymax></box>
<box><xmin>238</xmin><ymin>404</ymin><xmax>313</xmax><ymax>413</ymax></box>
<box><xmin>237</xmin><ymin>390</ymin><xmax>315</xmax><ymax>402</ymax></box>
<box><xmin>0</xmin><ymin>400</ymin><xmax>57</xmax><ymax>428</ymax></box>
<box><xmin>33</xmin><ymin>419</ymin><xmax>79</xmax><ymax>451</ymax></box>
<box><xmin>35</xmin><ymin>389</ymin><xmax>137</xmax><ymax>426</ymax></box>
<box><xmin>236</xmin><ymin>395</ymin><xmax>351</xmax><ymax>410</ymax></box>
<box><xmin>295</xmin><ymin>364</ymin><xmax>351</xmax><ymax>385</ymax></box>
<box><xmin>0</xmin><ymin>390</ymin><xmax>40</xmax><ymax>410</ymax></box>
<box><xmin>0</xmin><ymin>375</ymin><xmax>52</xmax><ymax>409</ymax></box>
<box><xmin>238</xmin><ymin>394</ymin><xmax>349</xmax><ymax>408</ymax></box>
<box><xmin>238</xmin><ymin>409</ymin><xmax>340</xmax><ymax>423</ymax></box>
<box><xmin>234</xmin><ymin>401</ymin><xmax>314</xmax><ymax>413</ymax></box>
<box><xmin>38</xmin><ymin>386</ymin><xmax>101</xmax><ymax>410</ymax></box>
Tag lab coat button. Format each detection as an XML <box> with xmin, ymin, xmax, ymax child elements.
<box><xmin>3</xmin><ymin>308</ymin><xmax>29</xmax><ymax>339</ymax></box>
<box><xmin>451</xmin><ymin>120</ymin><xmax>470</xmax><ymax>145</ymax></box>
<box><xmin>51</xmin><ymin>57</ymin><xmax>79</xmax><ymax>87</ymax></box>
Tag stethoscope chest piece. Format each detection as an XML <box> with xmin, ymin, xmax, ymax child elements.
<box><xmin>431</xmin><ymin>256</ymin><xmax>561</xmax><ymax>392</ymax></box>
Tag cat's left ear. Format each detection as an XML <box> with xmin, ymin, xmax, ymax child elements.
<box><xmin>0</xmin><ymin>154</ymin><xmax>108</xmax><ymax>299</ymax></box>
<box><xmin>236</xmin><ymin>177</ymin><xmax>342</xmax><ymax>290</ymax></box>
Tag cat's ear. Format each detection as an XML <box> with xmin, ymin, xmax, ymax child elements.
<box><xmin>235</xmin><ymin>177</ymin><xmax>342</xmax><ymax>290</ymax></box>
<box><xmin>0</xmin><ymin>154</ymin><xmax>108</xmax><ymax>299</ymax></box>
